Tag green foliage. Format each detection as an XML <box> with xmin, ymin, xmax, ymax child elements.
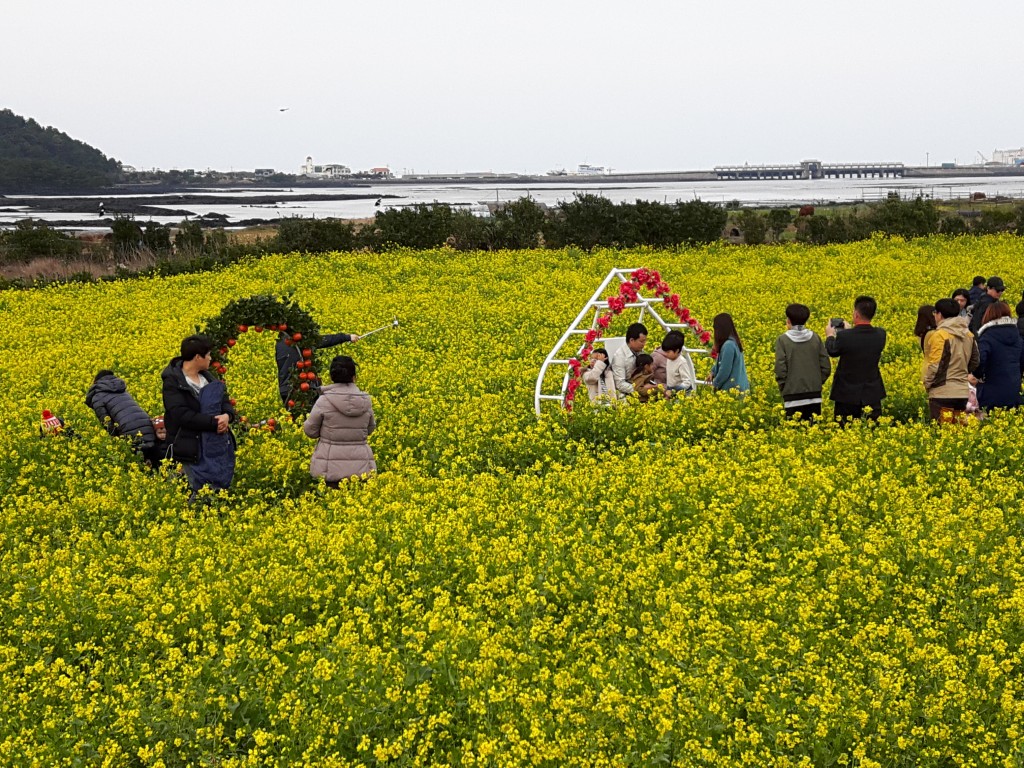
<box><xmin>369</xmin><ymin>204</ymin><xmax>478</xmax><ymax>250</ymax></box>
<box><xmin>0</xmin><ymin>219</ymin><xmax>82</xmax><ymax>263</ymax></box>
<box><xmin>202</xmin><ymin>295</ymin><xmax>321</xmax><ymax>416</ymax></box>
<box><xmin>272</xmin><ymin>217</ymin><xmax>359</xmax><ymax>253</ymax></box>
<box><xmin>766</xmin><ymin>208</ymin><xmax>793</xmax><ymax>241</ymax></box>
<box><xmin>489</xmin><ymin>197</ymin><xmax>546</xmax><ymax>249</ymax></box>
<box><xmin>110</xmin><ymin>214</ymin><xmax>143</xmax><ymax>255</ymax></box>
<box><xmin>866</xmin><ymin>196</ymin><xmax>940</xmax><ymax>238</ymax></box>
<box><xmin>544</xmin><ymin>194</ymin><xmax>727</xmax><ymax>249</ymax></box>
<box><xmin>973</xmin><ymin>207</ymin><xmax>1018</xmax><ymax>235</ymax></box>
<box><xmin>174</xmin><ymin>221</ymin><xmax>205</xmax><ymax>253</ymax></box>
<box><xmin>939</xmin><ymin>215</ymin><xmax>969</xmax><ymax>235</ymax></box>
<box><xmin>142</xmin><ymin>221</ymin><xmax>172</xmax><ymax>252</ymax></box>
<box><xmin>0</xmin><ymin>109</ymin><xmax>120</xmax><ymax>192</ymax></box>
<box><xmin>736</xmin><ymin>209</ymin><xmax>768</xmax><ymax>245</ymax></box>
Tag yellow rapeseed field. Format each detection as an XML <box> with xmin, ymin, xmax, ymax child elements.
<box><xmin>3</xmin><ymin>236</ymin><xmax>1024</xmax><ymax>766</ymax></box>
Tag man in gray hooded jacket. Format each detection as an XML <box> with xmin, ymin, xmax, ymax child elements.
<box><xmin>775</xmin><ymin>303</ymin><xmax>831</xmax><ymax>420</ymax></box>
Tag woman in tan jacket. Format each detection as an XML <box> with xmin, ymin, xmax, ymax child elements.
<box><xmin>303</xmin><ymin>355</ymin><xmax>376</xmax><ymax>486</ymax></box>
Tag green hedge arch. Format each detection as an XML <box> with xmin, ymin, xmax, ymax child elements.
<box><xmin>201</xmin><ymin>294</ymin><xmax>322</xmax><ymax>417</ymax></box>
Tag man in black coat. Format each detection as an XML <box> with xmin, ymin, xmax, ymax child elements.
<box><xmin>969</xmin><ymin>276</ymin><xmax>1006</xmax><ymax>335</ymax></box>
<box><xmin>825</xmin><ymin>295</ymin><xmax>887</xmax><ymax>423</ymax></box>
<box><xmin>161</xmin><ymin>335</ymin><xmax>236</xmax><ymax>487</ymax></box>
<box><xmin>276</xmin><ymin>330</ymin><xmax>360</xmax><ymax>405</ymax></box>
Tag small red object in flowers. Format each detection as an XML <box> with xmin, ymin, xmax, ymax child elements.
<box><xmin>302</xmin><ymin>348</ymin><xmax>313</xmax><ymax>359</ymax></box>
<box><xmin>267</xmin><ymin>418</ymin><xmax>277</xmax><ymax>428</ymax></box>
<box><xmin>292</xmin><ymin>332</ymin><xmax>302</xmax><ymax>341</ymax></box>
<box><xmin>687</xmin><ymin>317</ymin><xmax>698</xmax><ymax>327</ymax></box>
<box><xmin>219</xmin><ymin>347</ymin><xmax>228</xmax><ymax>355</ymax></box>
<box><xmin>279</xmin><ymin>324</ymin><xmax>287</xmax><ymax>331</ymax></box>
<box><xmin>597</xmin><ymin>315</ymin><xmax>611</xmax><ymax>329</ymax></box>
<box><xmin>238</xmin><ymin>325</ymin><xmax>248</xmax><ymax>333</ymax></box>
<box><xmin>269</xmin><ymin>324</ymin><xmax>278</xmax><ymax>331</ymax></box>
<box><xmin>300</xmin><ymin>382</ymin><xmax>310</xmax><ymax>391</ymax></box>
<box><xmin>287</xmin><ymin>400</ymin><xmax>296</xmax><ymax>408</ymax></box>
<box><xmin>229</xmin><ymin>398</ymin><xmax>236</xmax><ymax>406</ymax></box>
<box><xmin>254</xmin><ymin>326</ymin><xmax>264</xmax><ymax>333</ymax></box>
<box><xmin>568</xmin><ymin>358</ymin><xmax>581</xmax><ymax>372</ymax></box>
<box><xmin>585</xmin><ymin>329</ymin><xmax>599</xmax><ymax>343</ymax></box>
<box><xmin>580</xmin><ymin>348</ymin><xmax>591</xmax><ymax>360</ymax></box>
<box><xmin>228</xmin><ymin>338</ymin><xmax>236</xmax><ymax>347</ymax></box>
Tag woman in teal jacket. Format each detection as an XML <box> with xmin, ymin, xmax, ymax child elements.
<box><xmin>710</xmin><ymin>313</ymin><xmax>750</xmax><ymax>393</ymax></box>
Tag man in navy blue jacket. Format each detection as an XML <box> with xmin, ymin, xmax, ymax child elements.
<box><xmin>825</xmin><ymin>296</ymin><xmax>887</xmax><ymax>423</ymax></box>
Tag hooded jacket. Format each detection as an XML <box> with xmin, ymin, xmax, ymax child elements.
<box><xmin>85</xmin><ymin>374</ymin><xmax>156</xmax><ymax>447</ymax></box>
<box><xmin>303</xmin><ymin>382</ymin><xmax>376</xmax><ymax>482</ymax></box>
<box><xmin>160</xmin><ymin>357</ymin><xmax>236</xmax><ymax>464</ymax></box>
<box><xmin>922</xmin><ymin>315</ymin><xmax>980</xmax><ymax>400</ymax></box>
<box><xmin>774</xmin><ymin>326</ymin><xmax>831</xmax><ymax>406</ymax></box>
<box><xmin>975</xmin><ymin>318</ymin><xmax>1024</xmax><ymax>410</ymax></box>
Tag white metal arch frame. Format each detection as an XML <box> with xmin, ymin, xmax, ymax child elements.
<box><xmin>534</xmin><ymin>267</ymin><xmax>711</xmax><ymax>415</ymax></box>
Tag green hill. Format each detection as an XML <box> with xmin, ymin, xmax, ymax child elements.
<box><xmin>0</xmin><ymin>109</ymin><xmax>121</xmax><ymax>193</ymax></box>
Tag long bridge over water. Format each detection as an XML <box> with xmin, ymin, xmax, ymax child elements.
<box><xmin>714</xmin><ymin>160</ymin><xmax>904</xmax><ymax>181</ymax></box>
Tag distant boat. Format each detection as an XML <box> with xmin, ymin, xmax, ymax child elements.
<box><xmin>546</xmin><ymin>168</ymin><xmax>567</xmax><ymax>176</ymax></box>
<box><xmin>575</xmin><ymin>164</ymin><xmax>610</xmax><ymax>176</ymax></box>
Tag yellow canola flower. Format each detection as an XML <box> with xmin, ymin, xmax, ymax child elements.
<box><xmin>1</xmin><ymin>237</ymin><xmax>1024</xmax><ymax>765</ymax></box>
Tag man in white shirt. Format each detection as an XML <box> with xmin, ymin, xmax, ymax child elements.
<box><xmin>610</xmin><ymin>323</ymin><xmax>648</xmax><ymax>396</ymax></box>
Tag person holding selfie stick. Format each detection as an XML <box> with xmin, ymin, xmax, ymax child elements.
<box><xmin>825</xmin><ymin>295</ymin><xmax>887</xmax><ymax>424</ymax></box>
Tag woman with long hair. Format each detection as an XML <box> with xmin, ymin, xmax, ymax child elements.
<box><xmin>914</xmin><ymin>304</ymin><xmax>937</xmax><ymax>351</ymax></box>
<box><xmin>710</xmin><ymin>313</ymin><xmax>750</xmax><ymax>393</ymax></box>
<box><xmin>973</xmin><ymin>301</ymin><xmax>1023</xmax><ymax>412</ymax></box>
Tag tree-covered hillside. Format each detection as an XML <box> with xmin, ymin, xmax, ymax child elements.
<box><xmin>0</xmin><ymin>109</ymin><xmax>120</xmax><ymax>192</ymax></box>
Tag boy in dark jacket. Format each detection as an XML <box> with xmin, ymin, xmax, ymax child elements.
<box><xmin>774</xmin><ymin>304</ymin><xmax>831</xmax><ymax>420</ymax></box>
<box><xmin>161</xmin><ymin>334</ymin><xmax>236</xmax><ymax>494</ymax></box>
<box><xmin>86</xmin><ymin>370</ymin><xmax>158</xmax><ymax>457</ymax></box>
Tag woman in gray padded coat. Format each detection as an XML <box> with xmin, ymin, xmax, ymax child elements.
<box><xmin>303</xmin><ymin>355</ymin><xmax>376</xmax><ymax>486</ymax></box>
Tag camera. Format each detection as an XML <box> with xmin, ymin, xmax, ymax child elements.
<box><xmin>829</xmin><ymin>317</ymin><xmax>845</xmax><ymax>329</ymax></box>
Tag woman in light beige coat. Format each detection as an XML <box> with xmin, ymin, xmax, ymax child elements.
<box><xmin>303</xmin><ymin>355</ymin><xmax>376</xmax><ymax>485</ymax></box>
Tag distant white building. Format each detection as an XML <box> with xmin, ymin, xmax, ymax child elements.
<box><xmin>992</xmin><ymin>148</ymin><xmax>1024</xmax><ymax>166</ymax></box>
<box><xmin>300</xmin><ymin>156</ymin><xmax>352</xmax><ymax>178</ymax></box>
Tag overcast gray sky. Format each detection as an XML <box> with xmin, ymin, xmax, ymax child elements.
<box><xmin>5</xmin><ymin>1</ymin><xmax>1023</xmax><ymax>174</ymax></box>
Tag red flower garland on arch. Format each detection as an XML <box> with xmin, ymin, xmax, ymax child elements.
<box><xmin>564</xmin><ymin>268</ymin><xmax>713</xmax><ymax>411</ymax></box>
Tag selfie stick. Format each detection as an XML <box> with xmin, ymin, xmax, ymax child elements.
<box><xmin>360</xmin><ymin>317</ymin><xmax>400</xmax><ymax>340</ymax></box>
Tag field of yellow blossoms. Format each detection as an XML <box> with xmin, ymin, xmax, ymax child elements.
<box><xmin>4</xmin><ymin>235</ymin><xmax>1024</xmax><ymax>766</ymax></box>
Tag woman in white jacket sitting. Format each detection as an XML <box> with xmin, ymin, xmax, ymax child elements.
<box><xmin>582</xmin><ymin>348</ymin><xmax>620</xmax><ymax>405</ymax></box>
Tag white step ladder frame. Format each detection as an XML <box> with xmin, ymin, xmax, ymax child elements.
<box><xmin>534</xmin><ymin>267</ymin><xmax>711</xmax><ymax>415</ymax></box>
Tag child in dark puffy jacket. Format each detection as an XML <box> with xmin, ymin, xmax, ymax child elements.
<box><xmin>85</xmin><ymin>370</ymin><xmax>158</xmax><ymax>460</ymax></box>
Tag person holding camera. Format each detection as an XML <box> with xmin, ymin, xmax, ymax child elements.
<box><xmin>922</xmin><ymin>298</ymin><xmax>979</xmax><ymax>423</ymax></box>
<box><xmin>825</xmin><ymin>296</ymin><xmax>887</xmax><ymax>423</ymax></box>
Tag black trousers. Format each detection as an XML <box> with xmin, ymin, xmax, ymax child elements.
<box><xmin>784</xmin><ymin>403</ymin><xmax>821</xmax><ymax>421</ymax></box>
<box><xmin>833</xmin><ymin>401</ymin><xmax>882</xmax><ymax>424</ymax></box>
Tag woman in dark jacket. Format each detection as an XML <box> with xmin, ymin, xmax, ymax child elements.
<box><xmin>85</xmin><ymin>370</ymin><xmax>157</xmax><ymax>451</ymax></box>
<box><xmin>973</xmin><ymin>301</ymin><xmax>1024</xmax><ymax>411</ymax></box>
<box><xmin>161</xmin><ymin>335</ymin><xmax>236</xmax><ymax>471</ymax></box>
